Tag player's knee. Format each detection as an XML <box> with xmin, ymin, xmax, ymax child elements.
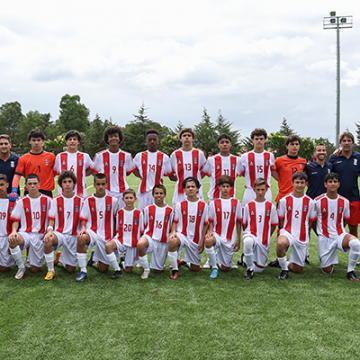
<box><xmin>204</xmin><ymin>237</ymin><xmax>213</xmax><ymax>248</ymax></box>
<box><xmin>243</xmin><ymin>237</ymin><xmax>253</xmax><ymax>254</ymax></box>
<box><xmin>322</xmin><ymin>266</ymin><xmax>333</xmax><ymax>274</ymax></box>
<box><xmin>168</xmin><ymin>243</ymin><xmax>177</xmax><ymax>252</ymax></box>
<box><xmin>125</xmin><ymin>267</ymin><xmax>133</xmax><ymax>274</ymax></box>
<box><xmin>220</xmin><ymin>265</ymin><xmax>229</xmax><ymax>272</ymax></box>
<box><xmin>65</xmin><ymin>265</ymin><xmax>76</xmax><ymax>273</ymax></box>
<box><xmin>105</xmin><ymin>241</ymin><xmax>114</xmax><ymax>254</ymax></box>
<box><xmin>154</xmin><ymin>269</ymin><xmax>162</xmax><ymax>274</ymax></box>
<box><xmin>98</xmin><ymin>262</ymin><xmax>109</xmax><ymax>273</ymax></box>
<box><xmin>31</xmin><ymin>266</ymin><xmax>41</xmax><ymax>273</ymax></box>
<box><xmin>0</xmin><ymin>266</ymin><xmax>10</xmax><ymax>273</ymax></box>
<box><xmin>349</xmin><ymin>238</ymin><xmax>360</xmax><ymax>254</ymax></box>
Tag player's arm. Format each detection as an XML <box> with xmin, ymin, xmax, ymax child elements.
<box><xmin>279</xmin><ymin>218</ymin><xmax>284</xmax><ymax>229</ymax></box>
<box><xmin>234</xmin><ymin>221</ymin><xmax>241</xmax><ymax>252</ymax></box>
<box><xmin>133</xmin><ymin>169</ymin><xmax>141</xmax><ymax>179</ymax></box>
<box><xmin>86</xmin><ymin>168</ymin><xmax>94</xmax><ymax>176</ymax></box>
<box><xmin>205</xmin><ymin>221</ymin><xmax>214</xmax><ymax>239</ymax></box>
<box><xmin>8</xmin><ymin>174</ymin><xmax>22</xmax><ymax>201</ymax></box>
<box><xmin>169</xmin><ymin>222</ymin><xmax>178</xmax><ymax>242</ymax></box>
<box><xmin>198</xmin><ymin>223</ymin><xmax>208</xmax><ymax>254</ymax></box>
<box><xmin>43</xmin><ymin>220</ymin><xmax>56</xmax><ymax>242</ymax></box>
<box><xmin>271</xmin><ymin>170</ymin><xmax>279</xmax><ymax>181</ymax></box>
<box><xmin>169</xmin><ymin>174</ymin><xmax>177</xmax><ymax>181</ymax></box>
<box><xmin>77</xmin><ymin>220</ymin><xmax>88</xmax><ymax>238</ymax></box>
<box><xmin>8</xmin><ymin>221</ymin><xmax>20</xmax><ymax>244</ymax></box>
<box><xmin>270</xmin><ymin>225</ymin><xmax>276</xmax><ymax>235</ymax></box>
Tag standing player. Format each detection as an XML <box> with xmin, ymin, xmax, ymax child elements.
<box><xmin>137</xmin><ymin>185</ymin><xmax>173</xmax><ymax>279</ymax></box>
<box><xmin>329</xmin><ymin>132</ymin><xmax>360</xmax><ymax>237</ymax></box>
<box><xmin>8</xmin><ymin>174</ymin><xmax>51</xmax><ymax>278</ymax></box>
<box><xmin>90</xmin><ymin>126</ymin><xmax>137</xmax><ymax>209</ymax></box>
<box><xmin>272</xmin><ymin>135</ymin><xmax>307</xmax><ymax>205</ymax></box>
<box><xmin>201</xmin><ymin>134</ymin><xmax>241</xmax><ymax>203</ymax></box>
<box><xmin>75</xmin><ymin>173</ymin><xmax>118</xmax><ymax>281</ymax></box>
<box><xmin>0</xmin><ymin>174</ymin><xmax>16</xmax><ymax>272</ymax></box>
<box><xmin>204</xmin><ymin>175</ymin><xmax>242</xmax><ymax>279</ymax></box>
<box><xmin>239</xmin><ymin>128</ymin><xmax>275</xmax><ymax>206</ymax></box>
<box><xmin>105</xmin><ymin>189</ymin><xmax>144</xmax><ymax>279</ymax></box>
<box><xmin>43</xmin><ymin>171</ymin><xmax>84</xmax><ymax>280</ymax></box>
<box><xmin>274</xmin><ymin>172</ymin><xmax>316</xmax><ymax>280</ymax></box>
<box><xmin>304</xmin><ymin>143</ymin><xmax>333</xmax><ymax>200</ymax></box>
<box><xmin>315</xmin><ymin>172</ymin><xmax>360</xmax><ymax>280</ymax></box>
<box><xmin>10</xmin><ymin>128</ymin><xmax>55</xmax><ymax>199</ymax></box>
<box><xmin>0</xmin><ymin>135</ymin><xmax>19</xmax><ymax>195</ymax></box>
<box><xmin>169</xmin><ymin>128</ymin><xmax>207</xmax><ymax>208</ymax></box>
<box><xmin>242</xmin><ymin>178</ymin><xmax>279</xmax><ymax>279</ymax></box>
<box><xmin>133</xmin><ymin>129</ymin><xmax>174</xmax><ymax>211</ymax></box>
<box><xmin>53</xmin><ymin>130</ymin><xmax>93</xmax><ymax>198</ymax></box>
<box><xmin>167</xmin><ymin>177</ymin><xmax>209</xmax><ymax>279</ymax></box>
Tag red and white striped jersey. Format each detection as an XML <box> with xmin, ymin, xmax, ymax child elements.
<box><xmin>80</xmin><ymin>194</ymin><xmax>118</xmax><ymax>241</ymax></box>
<box><xmin>201</xmin><ymin>154</ymin><xmax>241</xmax><ymax>200</ymax></box>
<box><xmin>0</xmin><ymin>198</ymin><xmax>16</xmax><ymax>236</ymax></box>
<box><xmin>242</xmin><ymin>200</ymin><xmax>279</xmax><ymax>249</ymax></box>
<box><xmin>90</xmin><ymin>149</ymin><xmax>137</xmax><ymax>193</ymax></box>
<box><xmin>134</xmin><ymin>150</ymin><xmax>173</xmax><ymax>195</ymax></box>
<box><xmin>143</xmin><ymin>204</ymin><xmax>173</xmax><ymax>243</ymax></box>
<box><xmin>315</xmin><ymin>194</ymin><xmax>350</xmax><ymax>237</ymax></box>
<box><xmin>116</xmin><ymin>208</ymin><xmax>144</xmax><ymax>247</ymax></box>
<box><xmin>170</xmin><ymin>148</ymin><xmax>206</xmax><ymax>205</ymax></box>
<box><xmin>208</xmin><ymin>198</ymin><xmax>242</xmax><ymax>246</ymax></box>
<box><xmin>48</xmin><ymin>194</ymin><xmax>84</xmax><ymax>235</ymax></box>
<box><xmin>54</xmin><ymin>151</ymin><xmax>92</xmax><ymax>197</ymax></box>
<box><xmin>173</xmin><ymin>200</ymin><xmax>209</xmax><ymax>244</ymax></box>
<box><xmin>10</xmin><ymin>195</ymin><xmax>51</xmax><ymax>233</ymax></box>
<box><xmin>239</xmin><ymin>151</ymin><xmax>275</xmax><ymax>189</ymax></box>
<box><xmin>278</xmin><ymin>194</ymin><xmax>316</xmax><ymax>244</ymax></box>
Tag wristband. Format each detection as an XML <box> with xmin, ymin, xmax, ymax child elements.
<box><xmin>47</xmin><ymin>226</ymin><xmax>54</xmax><ymax>231</ymax></box>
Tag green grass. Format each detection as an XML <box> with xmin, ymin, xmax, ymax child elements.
<box><xmin>4</xmin><ymin>175</ymin><xmax>360</xmax><ymax>360</ymax></box>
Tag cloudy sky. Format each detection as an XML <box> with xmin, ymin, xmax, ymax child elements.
<box><xmin>0</xmin><ymin>0</ymin><xmax>359</xmax><ymax>143</ymax></box>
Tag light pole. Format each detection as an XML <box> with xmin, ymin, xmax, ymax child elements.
<box><xmin>323</xmin><ymin>11</ymin><xmax>353</xmax><ymax>148</ymax></box>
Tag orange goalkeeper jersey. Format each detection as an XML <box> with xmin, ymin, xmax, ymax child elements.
<box><xmin>274</xmin><ymin>155</ymin><xmax>307</xmax><ymax>203</ymax></box>
<box><xmin>15</xmin><ymin>151</ymin><xmax>56</xmax><ymax>191</ymax></box>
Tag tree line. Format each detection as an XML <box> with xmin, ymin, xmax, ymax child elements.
<box><xmin>0</xmin><ymin>94</ymin><xmax>354</xmax><ymax>160</ymax></box>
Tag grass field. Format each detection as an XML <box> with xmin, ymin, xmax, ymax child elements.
<box><xmin>1</xmin><ymin>175</ymin><xmax>359</xmax><ymax>359</ymax></box>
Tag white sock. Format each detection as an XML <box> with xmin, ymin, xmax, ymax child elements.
<box><xmin>278</xmin><ymin>256</ymin><xmax>288</xmax><ymax>271</ymax></box>
<box><xmin>243</xmin><ymin>237</ymin><xmax>254</xmax><ymax>270</ymax></box>
<box><xmin>77</xmin><ymin>252</ymin><xmax>87</xmax><ymax>273</ymax></box>
<box><xmin>106</xmin><ymin>252</ymin><xmax>120</xmax><ymax>271</ymax></box>
<box><xmin>348</xmin><ymin>239</ymin><xmax>360</xmax><ymax>272</ymax></box>
<box><xmin>205</xmin><ymin>247</ymin><xmax>218</xmax><ymax>269</ymax></box>
<box><xmin>168</xmin><ymin>251</ymin><xmax>178</xmax><ymax>271</ymax></box>
<box><xmin>10</xmin><ymin>246</ymin><xmax>25</xmax><ymax>269</ymax></box>
<box><xmin>139</xmin><ymin>254</ymin><xmax>150</xmax><ymax>272</ymax></box>
<box><xmin>45</xmin><ymin>252</ymin><xmax>55</xmax><ymax>272</ymax></box>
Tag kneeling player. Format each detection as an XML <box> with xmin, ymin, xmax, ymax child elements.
<box><xmin>0</xmin><ymin>174</ymin><xmax>15</xmax><ymax>272</ymax></box>
<box><xmin>137</xmin><ymin>185</ymin><xmax>173</xmax><ymax>279</ymax></box>
<box><xmin>8</xmin><ymin>174</ymin><xmax>51</xmax><ymax>278</ymax></box>
<box><xmin>315</xmin><ymin>172</ymin><xmax>360</xmax><ymax>281</ymax></box>
<box><xmin>242</xmin><ymin>178</ymin><xmax>278</xmax><ymax>279</ymax></box>
<box><xmin>105</xmin><ymin>189</ymin><xmax>144</xmax><ymax>279</ymax></box>
<box><xmin>43</xmin><ymin>171</ymin><xmax>84</xmax><ymax>280</ymax></box>
<box><xmin>204</xmin><ymin>175</ymin><xmax>241</xmax><ymax>279</ymax></box>
<box><xmin>76</xmin><ymin>173</ymin><xmax>118</xmax><ymax>281</ymax></box>
<box><xmin>275</xmin><ymin>172</ymin><xmax>316</xmax><ymax>280</ymax></box>
<box><xmin>167</xmin><ymin>177</ymin><xmax>208</xmax><ymax>279</ymax></box>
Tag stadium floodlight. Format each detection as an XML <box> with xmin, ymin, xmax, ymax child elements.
<box><xmin>323</xmin><ymin>13</ymin><xmax>353</xmax><ymax>147</ymax></box>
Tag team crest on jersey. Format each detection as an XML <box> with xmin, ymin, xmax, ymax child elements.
<box><xmin>165</xmin><ymin>216</ymin><xmax>169</xmax><ymax>221</ymax></box>
<box><xmin>300</xmin><ymin>164</ymin><xmax>303</xmax><ymax>168</ymax></box>
<box><xmin>328</xmin><ymin>169</ymin><xmax>330</xmax><ymax>173</ymax></box>
<box><xmin>199</xmin><ymin>210</ymin><xmax>202</xmax><ymax>216</ymax></box>
<box><xmin>42</xmin><ymin>205</ymin><xmax>46</xmax><ymax>211</ymax></box>
<box><xmin>79</xmin><ymin>160</ymin><xmax>82</xmax><ymax>166</ymax></box>
<box><xmin>194</xmin><ymin>158</ymin><xmax>198</xmax><ymax>164</ymax></box>
<box><xmin>10</xmin><ymin>161</ymin><xmax>15</xmax><ymax>167</ymax></box>
<box><xmin>266</xmin><ymin>160</ymin><xmax>269</xmax><ymax>166</ymax></box>
<box><xmin>233</xmin><ymin>206</ymin><xmax>236</xmax><ymax>212</ymax></box>
<box><xmin>354</xmin><ymin>159</ymin><xmax>358</xmax><ymax>166</ymax></box>
<box><xmin>304</xmin><ymin>206</ymin><xmax>307</xmax><ymax>212</ymax></box>
<box><xmin>75</xmin><ymin>206</ymin><xmax>79</xmax><ymax>212</ymax></box>
<box><xmin>339</xmin><ymin>207</ymin><xmax>343</xmax><ymax>213</ymax></box>
<box><xmin>267</xmin><ymin>210</ymin><xmax>270</xmax><ymax>216</ymax></box>
<box><xmin>158</xmin><ymin>160</ymin><xmax>162</xmax><ymax>166</ymax></box>
<box><xmin>107</xmin><ymin>205</ymin><xmax>111</xmax><ymax>211</ymax></box>
<box><xmin>135</xmin><ymin>219</ymin><xmax>138</xmax><ymax>225</ymax></box>
<box><xmin>120</xmin><ymin>161</ymin><xmax>124</xmax><ymax>166</ymax></box>
<box><xmin>45</xmin><ymin>160</ymin><xmax>48</xmax><ymax>166</ymax></box>
<box><xmin>232</xmin><ymin>164</ymin><xmax>235</xmax><ymax>170</ymax></box>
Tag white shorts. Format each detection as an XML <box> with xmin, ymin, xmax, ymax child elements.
<box><xmin>19</xmin><ymin>232</ymin><xmax>45</xmax><ymax>268</ymax></box>
<box><xmin>52</xmin><ymin>232</ymin><xmax>77</xmax><ymax>267</ymax></box>
<box><xmin>106</xmin><ymin>190</ymin><xmax>125</xmax><ymax>209</ymax></box>
<box><xmin>143</xmin><ymin>235</ymin><xmax>168</xmax><ymax>271</ymax></box>
<box><xmin>318</xmin><ymin>233</ymin><xmax>348</xmax><ymax>268</ymax></box>
<box><xmin>177</xmin><ymin>233</ymin><xmax>201</xmax><ymax>266</ymax></box>
<box><xmin>0</xmin><ymin>235</ymin><xmax>15</xmax><ymax>267</ymax></box>
<box><xmin>137</xmin><ymin>191</ymin><xmax>154</xmax><ymax>211</ymax></box>
<box><xmin>243</xmin><ymin>234</ymin><xmax>271</xmax><ymax>268</ymax></box>
<box><xmin>279</xmin><ymin>229</ymin><xmax>308</xmax><ymax>267</ymax></box>
<box><xmin>115</xmin><ymin>239</ymin><xmax>139</xmax><ymax>267</ymax></box>
<box><xmin>213</xmin><ymin>234</ymin><xmax>234</xmax><ymax>268</ymax></box>
<box><xmin>242</xmin><ymin>187</ymin><xmax>272</xmax><ymax>207</ymax></box>
<box><xmin>89</xmin><ymin>230</ymin><xmax>118</xmax><ymax>265</ymax></box>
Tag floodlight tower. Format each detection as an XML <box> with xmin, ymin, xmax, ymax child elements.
<box><xmin>323</xmin><ymin>11</ymin><xmax>353</xmax><ymax>147</ymax></box>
